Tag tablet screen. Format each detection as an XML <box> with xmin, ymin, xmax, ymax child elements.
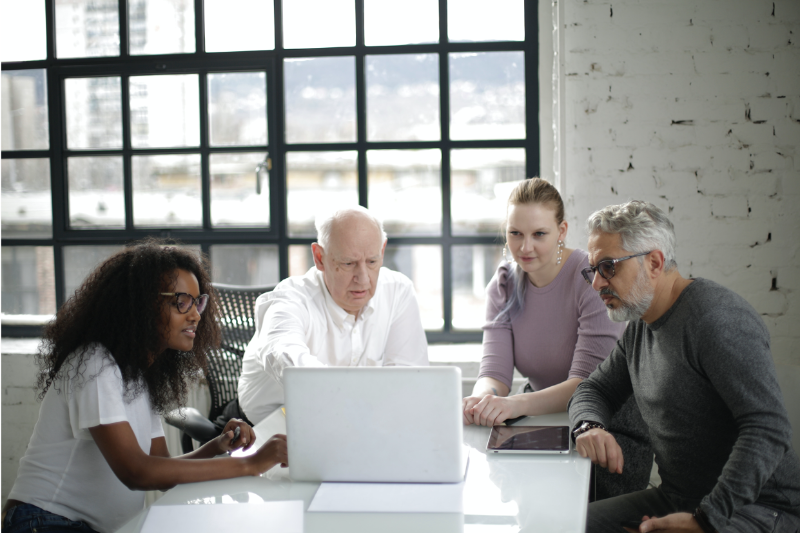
<box><xmin>486</xmin><ymin>425</ymin><xmax>570</xmax><ymax>452</ymax></box>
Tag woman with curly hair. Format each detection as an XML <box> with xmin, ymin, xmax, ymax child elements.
<box><xmin>3</xmin><ymin>239</ymin><xmax>288</xmax><ymax>533</ymax></box>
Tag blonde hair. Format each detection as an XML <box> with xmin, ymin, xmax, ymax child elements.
<box><xmin>496</xmin><ymin>178</ymin><xmax>565</xmax><ymax>323</ymax></box>
<box><xmin>505</xmin><ymin>177</ymin><xmax>565</xmax><ymax>228</ymax></box>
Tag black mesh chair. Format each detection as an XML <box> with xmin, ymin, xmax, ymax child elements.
<box><xmin>164</xmin><ymin>283</ymin><xmax>275</xmax><ymax>453</ymax></box>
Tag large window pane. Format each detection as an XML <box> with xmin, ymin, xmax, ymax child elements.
<box><xmin>1</xmin><ymin>246</ymin><xmax>56</xmax><ymax>316</ymax></box>
<box><xmin>286</xmin><ymin>151</ymin><xmax>358</xmax><ymax>237</ymax></box>
<box><xmin>210</xmin><ymin>245</ymin><xmax>279</xmax><ymax>285</ymax></box>
<box><xmin>449</xmin><ymin>52</ymin><xmax>525</xmax><ymax>140</ymax></box>
<box><xmin>1</xmin><ymin>2</ymin><xmax>46</xmax><ymax>61</ymax></box>
<box><xmin>56</xmin><ymin>0</ymin><xmax>120</xmax><ymax>58</ymax></box>
<box><xmin>65</xmin><ymin>77</ymin><xmax>122</xmax><ymax>149</ymax></box>
<box><xmin>366</xmin><ymin>54</ymin><xmax>439</xmax><ymax>142</ymax></box>
<box><xmin>129</xmin><ymin>0</ymin><xmax>195</xmax><ymax>55</ymax></box>
<box><xmin>204</xmin><ymin>0</ymin><xmax>274</xmax><ymax>52</ymax></box>
<box><xmin>283</xmin><ymin>0</ymin><xmax>355</xmax><ymax>49</ymax></box>
<box><xmin>289</xmin><ymin>244</ymin><xmax>314</xmax><ymax>278</ymax></box>
<box><xmin>384</xmin><ymin>245</ymin><xmax>443</xmax><ymax>331</ymax></box>
<box><xmin>284</xmin><ymin>57</ymin><xmax>356</xmax><ymax>144</ymax></box>
<box><xmin>132</xmin><ymin>154</ymin><xmax>201</xmax><ymax>227</ymax></box>
<box><xmin>451</xmin><ymin>149</ymin><xmax>525</xmax><ymax>235</ymax></box>
<box><xmin>367</xmin><ymin>150</ymin><xmax>441</xmax><ymax>236</ymax></box>
<box><xmin>364</xmin><ymin>0</ymin><xmax>438</xmax><ymax>46</ymax></box>
<box><xmin>63</xmin><ymin>245</ymin><xmax>124</xmax><ymax>300</ymax></box>
<box><xmin>68</xmin><ymin>156</ymin><xmax>124</xmax><ymax>229</ymax></box>
<box><xmin>130</xmin><ymin>74</ymin><xmax>200</xmax><ymax>148</ymax></box>
<box><xmin>210</xmin><ymin>152</ymin><xmax>270</xmax><ymax>228</ymax></box>
<box><xmin>452</xmin><ymin>244</ymin><xmax>504</xmax><ymax>330</ymax></box>
<box><xmin>1</xmin><ymin>69</ymin><xmax>49</xmax><ymax>151</ymax></box>
<box><xmin>448</xmin><ymin>0</ymin><xmax>524</xmax><ymax>42</ymax></box>
<box><xmin>1</xmin><ymin>159</ymin><xmax>52</xmax><ymax>239</ymax></box>
<box><xmin>208</xmin><ymin>72</ymin><xmax>267</xmax><ymax>147</ymax></box>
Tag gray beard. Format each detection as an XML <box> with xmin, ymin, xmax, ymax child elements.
<box><xmin>603</xmin><ymin>268</ymin><xmax>654</xmax><ymax>322</ymax></box>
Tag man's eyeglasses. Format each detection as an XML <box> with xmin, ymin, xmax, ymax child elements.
<box><xmin>161</xmin><ymin>292</ymin><xmax>209</xmax><ymax>314</ymax></box>
<box><xmin>580</xmin><ymin>251</ymin><xmax>652</xmax><ymax>284</ymax></box>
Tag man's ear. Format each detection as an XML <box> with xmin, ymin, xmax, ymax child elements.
<box><xmin>381</xmin><ymin>239</ymin><xmax>387</xmax><ymax>256</ymax></box>
<box><xmin>647</xmin><ymin>250</ymin><xmax>666</xmax><ymax>278</ymax></box>
<box><xmin>311</xmin><ymin>243</ymin><xmax>325</xmax><ymax>271</ymax></box>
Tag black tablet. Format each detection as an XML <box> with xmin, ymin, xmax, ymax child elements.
<box><xmin>486</xmin><ymin>425</ymin><xmax>571</xmax><ymax>454</ymax></box>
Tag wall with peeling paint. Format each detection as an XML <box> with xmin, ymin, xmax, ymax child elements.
<box><xmin>557</xmin><ymin>0</ymin><xmax>800</xmax><ymax>367</ymax></box>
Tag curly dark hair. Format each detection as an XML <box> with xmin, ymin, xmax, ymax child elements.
<box><xmin>36</xmin><ymin>237</ymin><xmax>221</xmax><ymax>414</ymax></box>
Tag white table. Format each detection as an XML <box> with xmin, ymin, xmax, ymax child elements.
<box><xmin>116</xmin><ymin>411</ymin><xmax>590</xmax><ymax>533</ymax></box>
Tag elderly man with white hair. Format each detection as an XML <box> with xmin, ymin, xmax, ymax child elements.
<box><xmin>238</xmin><ymin>206</ymin><xmax>429</xmax><ymax>424</ymax></box>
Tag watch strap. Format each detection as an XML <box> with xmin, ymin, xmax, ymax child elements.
<box><xmin>693</xmin><ymin>507</ymin><xmax>717</xmax><ymax>533</ymax></box>
<box><xmin>571</xmin><ymin>420</ymin><xmax>606</xmax><ymax>443</ymax></box>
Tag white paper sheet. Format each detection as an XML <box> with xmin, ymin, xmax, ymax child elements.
<box><xmin>140</xmin><ymin>501</ymin><xmax>304</xmax><ymax>533</ymax></box>
<box><xmin>307</xmin><ymin>482</ymin><xmax>464</xmax><ymax>513</ymax></box>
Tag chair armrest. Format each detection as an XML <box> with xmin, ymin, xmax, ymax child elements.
<box><xmin>163</xmin><ymin>407</ymin><xmax>219</xmax><ymax>444</ymax></box>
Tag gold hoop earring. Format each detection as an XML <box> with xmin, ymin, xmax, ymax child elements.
<box><xmin>556</xmin><ymin>240</ymin><xmax>564</xmax><ymax>265</ymax></box>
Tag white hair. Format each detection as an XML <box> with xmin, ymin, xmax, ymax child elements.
<box><xmin>315</xmin><ymin>205</ymin><xmax>387</xmax><ymax>250</ymax></box>
<box><xmin>586</xmin><ymin>200</ymin><xmax>678</xmax><ymax>271</ymax></box>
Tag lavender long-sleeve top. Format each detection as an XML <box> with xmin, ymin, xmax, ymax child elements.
<box><xmin>479</xmin><ymin>249</ymin><xmax>626</xmax><ymax>392</ymax></box>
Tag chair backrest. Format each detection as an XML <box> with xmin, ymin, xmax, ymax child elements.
<box><xmin>206</xmin><ymin>283</ymin><xmax>275</xmax><ymax>421</ymax></box>
<box><xmin>213</xmin><ymin>282</ymin><xmax>276</xmax><ymax>357</ymax></box>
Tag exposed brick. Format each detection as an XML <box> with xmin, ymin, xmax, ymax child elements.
<box><xmin>748</xmin><ymin>23</ymin><xmax>792</xmax><ymax>51</ymax></box>
<box><xmin>710</xmin><ymin>195</ymin><xmax>749</xmax><ymax>217</ymax></box>
<box><xmin>692</xmin><ymin>51</ymin><xmax>773</xmax><ymax>75</ymax></box>
<box><xmin>775</xmin><ymin>0</ymin><xmax>800</xmax><ymax>22</ymax></box>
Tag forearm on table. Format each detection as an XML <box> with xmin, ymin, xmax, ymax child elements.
<box><xmin>132</xmin><ymin>455</ymin><xmax>255</xmax><ymax>491</ymax></box>
<box><xmin>471</xmin><ymin>376</ymin><xmax>510</xmax><ymax>398</ymax></box>
<box><xmin>516</xmin><ymin>377</ymin><xmax>582</xmax><ymax>416</ymax></box>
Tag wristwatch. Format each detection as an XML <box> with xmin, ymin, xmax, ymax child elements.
<box><xmin>693</xmin><ymin>507</ymin><xmax>717</xmax><ymax>533</ymax></box>
<box><xmin>571</xmin><ymin>421</ymin><xmax>606</xmax><ymax>442</ymax></box>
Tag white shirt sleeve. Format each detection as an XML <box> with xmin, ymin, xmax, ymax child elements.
<box><xmin>381</xmin><ymin>278</ymin><xmax>429</xmax><ymax>367</ymax></box>
<box><xmin>67</xmin><ymin>348</ymin><xmax>133</xmax><ymax>440</ymax></box>
<box><xmin>250</xmin><ymin>287</ymin><xmax>325</xmax><ymax>384</ymax></box>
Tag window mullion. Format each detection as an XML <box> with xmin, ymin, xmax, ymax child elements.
<box><xmin>121</xmin><ymin>74</ymin><xmax>134</xmax><ymax>230</ymax></box>
<box><xmin>199</xmin><ymin>72</ymin><xmax>211</xmax><ymax>230</ymax></box>
<box><xmin>525</xmin><ymin>0</ymin><xmax>540</xmax><ymax>178</ymax></box>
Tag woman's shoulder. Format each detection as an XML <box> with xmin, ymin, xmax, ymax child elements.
<box><xmin>65</xmin><ymin>343</ymin><xmax>121</xmax><ymax>387</ymax></box>
<box><xmin>487</xmin><ymin>262</ymin><xmax>514</xmax><ymax>293</ymax></box>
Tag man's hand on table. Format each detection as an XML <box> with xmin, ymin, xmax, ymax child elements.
<box><xmin>623</xmin><ymin>513</ymin><xmax>705</xmax><ymax>532</ymax></box>
<box><xmin>575</xmin><ymin>428</ymin><xmax>624</xmax><ymax>474</ymax></box>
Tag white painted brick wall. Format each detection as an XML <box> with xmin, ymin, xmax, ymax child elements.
<box><xmin>559</xmin><ymin>0</ymin><xmax>800</xmax><ymax>367</ymax></box>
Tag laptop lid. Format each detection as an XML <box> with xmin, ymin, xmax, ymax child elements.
<box><xmin>284</xmin><ymin>366</ymin><xmax>464</xmax><ymax>483</ymax></box>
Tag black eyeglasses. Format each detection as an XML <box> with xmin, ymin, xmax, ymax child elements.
<box><xmin>580</xmin><ymin>251</ymin><xmax>652</xmax><ymax>284</ymax></box>
<box><xmin>161</xmin><ymin>292</ymin><xmax>209</xmax><ymax>314</ymax></box>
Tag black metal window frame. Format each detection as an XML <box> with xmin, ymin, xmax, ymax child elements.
<box><xmin>1</xmin><ymin>0</ymin><xmax>539</xmax><ymax>342</ymax></box>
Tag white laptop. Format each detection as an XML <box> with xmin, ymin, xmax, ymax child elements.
<box><xmin>284</xmin><ymin>366</ymin><xmax>465</xmax><ymax>483</ymax></box>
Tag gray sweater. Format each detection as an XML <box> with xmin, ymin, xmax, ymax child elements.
<box><xmin>569</xmin><ymin>278</ymin><xmax>800</xmax><ymax>529</ymax></box>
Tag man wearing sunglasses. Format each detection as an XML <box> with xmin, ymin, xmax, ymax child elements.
<box><xmin>569</xmin><ymin>201</ymin><xmax>800</xmax><ymax>533</ymax></box>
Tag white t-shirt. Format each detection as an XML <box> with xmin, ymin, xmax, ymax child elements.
<box><xmin>238</xmin><ymin>267</ymin><xmax>429</xmax><ymax>424</ymax></box>
<box><xmin>8</xmin><ymin>344</ymin><xmax>164</xmax><ymax>533</ymax></box>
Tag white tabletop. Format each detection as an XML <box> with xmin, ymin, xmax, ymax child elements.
<box><xmin>116</xmin><ymin>410</ymin><xmax>590</xmax><ymax>533</ymax></box>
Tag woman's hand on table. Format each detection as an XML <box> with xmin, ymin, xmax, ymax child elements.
<box><xmin>463</xmin><ymin>394</ymin><xmax>523</xmax><ymax>426</ymax></box>
<box><xmin>216</xmin><ymin>418</ymin><xmax>256</xmax><ymax>454</ymax></box>
<box><xmin>245</xmin><ymin>434</ymin><xmax>288</xmax><ymax>475</ymax></box>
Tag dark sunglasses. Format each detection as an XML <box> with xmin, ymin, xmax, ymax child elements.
<box><xmin>161</xmin><ymin>292</ymin><xmax>209</xmax><ymax>314</ymax></box>
<box><xmin>580</xmin><ymin>251</ymin><xmax>652</xmax><ymax>284</ymax></box>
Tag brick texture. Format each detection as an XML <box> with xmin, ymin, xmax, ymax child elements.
<box><xmin>559</xmin><ymin>0</ymin><xmax>800</xmax><ymax>366</ymax></box>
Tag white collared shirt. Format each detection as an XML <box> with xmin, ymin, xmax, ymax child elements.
<box><xmin>238</xmin><ymin>267</ymin><xmax>429</xmax><ymax>424</ymax></box>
